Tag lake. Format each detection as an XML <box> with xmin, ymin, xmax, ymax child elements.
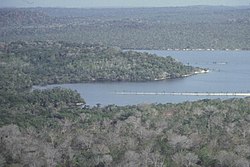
<box><xmin>34</xmin><ymin>50</ymin><xmax>250</xmax><ymax>106</ymax></box>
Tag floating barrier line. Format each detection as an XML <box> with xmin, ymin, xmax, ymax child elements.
<box><xmin>114</xmin><ymin>92</ymin><xmax>250</xmax><ymax>96</ymax></box>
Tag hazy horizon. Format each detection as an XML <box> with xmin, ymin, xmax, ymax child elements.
<box><xmin>1</xmin><ymin>0</ymin><xmax>250</xmax><ymax>8</ymax></box>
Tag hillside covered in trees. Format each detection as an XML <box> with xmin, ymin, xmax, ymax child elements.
<box><xmin>0</xmin><ymin>41</ymin><xmax>201</xmax><ymax>89</ymax></box>
<box><xmin>1</xmin><ymin>6</ymin><xmax>250</xmax><ymax>50</ymax></box>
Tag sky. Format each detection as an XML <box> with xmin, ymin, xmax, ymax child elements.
<box><xmin>1</xmin><ymin>0</ymin><xmax>250</xmax><ymax>8</ymax></box>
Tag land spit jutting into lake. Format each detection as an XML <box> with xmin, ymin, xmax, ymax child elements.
<box><xmin>114</xmin><ymin>92</ymin><xmax>250</xmax><ymax>97</ymax></box>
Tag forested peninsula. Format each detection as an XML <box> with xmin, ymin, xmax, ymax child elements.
<box><xmin>0</xmin><ymin>41</ymin><xmax>202</xmax><ymax>89</ymax></box>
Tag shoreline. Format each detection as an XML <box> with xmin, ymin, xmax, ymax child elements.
<box><xmin>33</xmin><ymin>69</ymin><xmax>208</xmax><ymax>87</ymax></box>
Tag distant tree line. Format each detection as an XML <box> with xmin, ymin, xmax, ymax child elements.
<box><xmin>1</xmin><ymin>7</ymin><xmax>250</xmax><ymax>50</ymax></box>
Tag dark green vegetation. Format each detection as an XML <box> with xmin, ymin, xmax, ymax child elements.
<box><xmin>1</xmin><ymin>6</ymin><xmax>250</xmax><ymax>50</ymax></box>
<box><xmin>0</xmin><ymin>41</ymin><xmax>199</xmax><ymax>87</ymax></box>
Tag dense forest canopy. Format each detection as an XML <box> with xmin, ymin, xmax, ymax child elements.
<box><xmin>1</xmin><ymin>90</ymin><xmax>250</xmax><ymax>166</ymax></box>
<box><xmin>1</xmin><ymin>6</ymin><xmax>250</xmax><ymax>50</ymax></box>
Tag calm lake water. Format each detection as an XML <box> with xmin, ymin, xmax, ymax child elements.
<box><xmin>34</xmin><ymin>50</ymin><xmax>250</xmax><ymax>106</ymax></box>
